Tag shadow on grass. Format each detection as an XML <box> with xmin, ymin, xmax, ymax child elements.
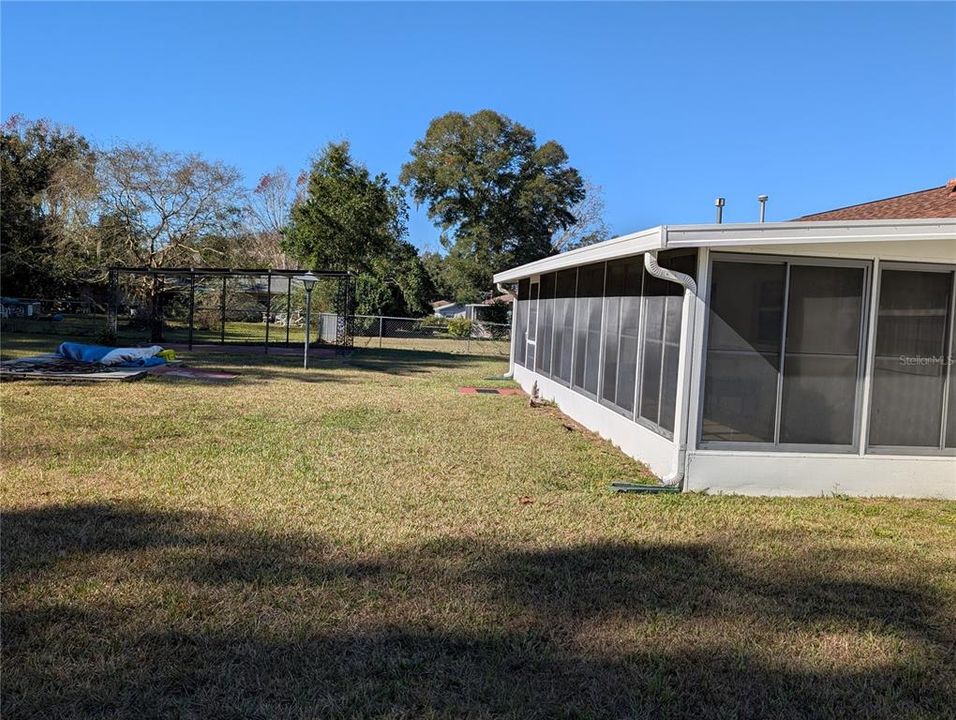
<box><xmin>3</xmin><ymin>503</ymin><xmax>953</xmax><ymax>718</ymax></box>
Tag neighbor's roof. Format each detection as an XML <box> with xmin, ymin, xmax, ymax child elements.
<box><xmin>492</xmin><ymin>218</ymin><xmax>956</xmax><ymax>284</ymax></box>
<box><xmin>482</xmin><ymin>293</ymin><xmax>514</xmax><ymax>305</ymax></box>
<box><xmin>794</xmin><ymin>180</ymin><xmax>956</xmax><ymax>221</ymax></box>
<box><xmin>430</xmin><ymin>300</ymin><xmax>454</xmax><ymax>308</ymax></box>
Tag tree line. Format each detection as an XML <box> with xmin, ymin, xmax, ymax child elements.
<box><xmin>1</xmin><ymin>110</ymin><xmax>608</xmax><ymax>317</ymax></box>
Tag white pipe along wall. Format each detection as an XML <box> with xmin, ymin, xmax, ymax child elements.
<box><xmin>643</xmin><ymin>251</ymin><xmax>698</xmax><ymax>487</ymax></box>
<box><xmin>496</xmin><ymin>282</ymin><xmax>515</xmax><ymax>379</ymax></box>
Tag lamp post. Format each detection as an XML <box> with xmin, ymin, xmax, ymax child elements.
<box><xmin>295</xmin><ymin>272</ymin><xmax>319</xmax><ymax>369</ymax></box>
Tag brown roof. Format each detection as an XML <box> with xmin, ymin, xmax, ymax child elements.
<box><xmin>794</xmin><ymin>180</ymin><xmax>956</xmax><ymax>221</ymax></box>
<box><xmin>482</xmin><ymin>293</ymin><xmax>514</xmax><ymax>305</ymax></box>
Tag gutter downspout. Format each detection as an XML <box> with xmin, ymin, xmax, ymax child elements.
<box><xmin>496</xmin><ymin>282</ymin><xmax>516</xmax><ymax>379</ymax></box>
<box><xmin>643</xmin><ymin>250</ymin><xmax>698</xmax><ymax>489</ymax></box>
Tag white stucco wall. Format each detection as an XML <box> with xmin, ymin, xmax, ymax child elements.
<box><xmin>684</xmin><ymin>452</ymin><xmax>955</xmax><ymax>499</ymax></box>
<box><xmin>513</xmin><ymin>364</ymin><xmax>677</xmax><ymax>478</ymax></box>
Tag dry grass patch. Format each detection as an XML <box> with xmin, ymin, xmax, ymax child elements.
<box><xmin>2</xmin><ymin>337</ymin><xmax>955</xmax><ymax>718</ymax></box>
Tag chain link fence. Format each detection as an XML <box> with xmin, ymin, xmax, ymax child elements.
<box><xmin>3</xmin><ymin>289</ymin><xmax>511</xmax><ymax>358</ymax></box>
<box><xmin>0</xmin><ymin>298</ymin><xmax>111</xmax><ymax>341</ymax></box>
<box><xmin>351</xmin><ymin>314</ymin><xmax>511</xmax><ymax>356</ymax></box>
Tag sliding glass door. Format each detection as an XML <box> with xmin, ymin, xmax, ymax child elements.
<box><xmin>701</xmin><ymin>259</ymin><xmax>786</xmax><ymax>444</ymax></box>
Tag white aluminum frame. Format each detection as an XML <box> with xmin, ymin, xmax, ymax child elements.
<box><xmin>697</xmin><ymin>252</ymin><xmax>873</xmax><ymax>454</ymax></box>
<box><xmin>493</xmin><ymin>219</ymin><xmax>956</xmax><ymax>285</ymax></box>
<box><xmin>865</xmin><ymin>260</ymin><xmax>956</xmax><ymax>457</ymax></box>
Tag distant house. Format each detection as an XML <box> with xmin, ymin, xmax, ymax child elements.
<box><xmin>432</xmin><ymin>294</ymin><xmax>514</xmax><ymax>321</ymax></box>
<box><xmin>431</xmin><ymin>300</ymin><xmax>467</xmax><ymax>319</ymax></box>
<box><xmin>495</xmin><ymin>181</ymin><xmax>956</xmax><ymax>499</ymax></box>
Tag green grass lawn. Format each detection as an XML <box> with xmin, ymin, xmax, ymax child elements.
<box><xmin>2</xmin><ymin>335</ymin><xmax>955</xmax><ymax>718</ymax></box>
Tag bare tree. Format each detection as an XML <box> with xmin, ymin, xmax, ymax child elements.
<box><xmin>97</xmin><ymin>143</ymin><xmax>244</xmax><ymax>339</ymax></box>
<box><xmin>98</xmin><ymin>143</ymin><xmax>243</xmax><ymax>268</ymax></box>
<box><xmin>242</xmin><ymin>167</ymin><xmax>301</xmax><ymax>269</ymax></box>
<box><xmin>550</xmin><ymin>181</ymin><xmax>610</xmax><ymax>253</ymax></box>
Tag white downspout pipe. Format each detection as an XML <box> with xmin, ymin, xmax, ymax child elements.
<box><xmin>496</xmin><ymin>282</ymin><xmax>516</xmax><ymax>379</ymax></box>
<box><xmin>644</xmin><ymin>251</ymin><xmax>698</xmax><ymax>489</ymax></box>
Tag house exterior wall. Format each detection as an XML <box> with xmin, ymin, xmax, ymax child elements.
<box><xmin>683</xmin><ymin>452</ymin><xmax>955</xmax><ymax>497</ymax></box>
<box><xmin>513</xmin><ymin>363</ymin><xmax>677</xmax><ymax>476</ymax></box>
<box><xmin>506</xmin><ymin>235</ymin><xmax>956</xmax><ymax>499</ymax></box>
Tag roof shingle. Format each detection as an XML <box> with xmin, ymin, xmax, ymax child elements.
<box><xmin>795</xmin><ymin>180</ymin><xmax>956</xmax><ymax>221</ymax></box>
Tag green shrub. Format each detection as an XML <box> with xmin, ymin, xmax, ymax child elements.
<box><xmin>446</xmin><ymin>317</ymin><xmax>473</xmax><ymax>338</ymax></box>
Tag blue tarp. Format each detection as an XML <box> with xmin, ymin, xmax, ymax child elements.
<box><xmin>57</xmin><ymin>342</ymin><xmax>166</xmax><ymax>368</ymax></box>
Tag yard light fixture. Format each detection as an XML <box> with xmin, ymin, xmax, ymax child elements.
<box><xmin>295</xmin><ymin>272</ymin><xmax>320</xmax><ymax>369</ymax></box>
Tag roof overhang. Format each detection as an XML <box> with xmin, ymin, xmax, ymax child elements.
<box><xmin>492</xmin><ymin>218</ymin><xmax>956</xmax><ymax>283</ymax></box>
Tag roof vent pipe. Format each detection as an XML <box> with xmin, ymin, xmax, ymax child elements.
<box><xmin>715</xmin><ymin>197</ymin><xmax>725</xmax><ymax>224</ymax></box>
<box><xmin>758</xmin><ymin>194</ymin><xmax>769</xmax><ymax>223</ymax></box>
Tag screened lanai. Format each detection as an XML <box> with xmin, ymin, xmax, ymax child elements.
<box><xmin>700</xmin><ymin>256</ymin><xmax>956</xmax><ymax>455</ymax></box>
<box><xmin>512</xmin><ymin>250</ymin><xmax>696</xmax><ymax>439</ymax></box>
<box><xmin>496</xmin><ymin>219</ymin><xmax>956</xmax><ymax>498</ymax></box>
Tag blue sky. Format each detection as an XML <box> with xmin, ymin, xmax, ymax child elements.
<box><xmin>2</xmin><ymin>2</ymin><xmax>954</xmax><ymax>251</ymax></box>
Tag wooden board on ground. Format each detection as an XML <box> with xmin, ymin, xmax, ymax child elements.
<box><xmin>458</xmin><ymin>387</ymin><xmax>523</xmax><ymax>396</ymax></box>
<box><xmin>0</xmin><ymin>355</ymin><xmax>148</xmax><ymax>382</ymax></box>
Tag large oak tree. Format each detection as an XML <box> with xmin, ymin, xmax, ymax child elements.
<box><xmin>401</xmin><ymin>110</ymin><xmax>586</xmax><ymax>301</ymax></box>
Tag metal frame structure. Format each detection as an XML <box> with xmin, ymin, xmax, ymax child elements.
<box><xmin>108</xmin><ymin>267</ymin><xmax>354</xmax><ymax>351</ymax></box>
